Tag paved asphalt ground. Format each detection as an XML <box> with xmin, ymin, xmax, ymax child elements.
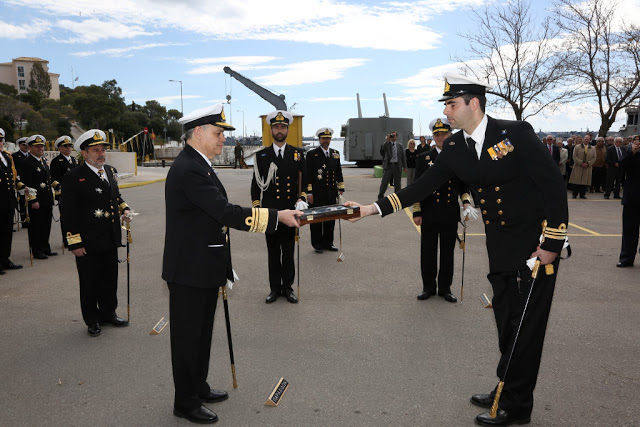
<box><xmin>1</xmin><ymin>165</ymin><xmax>638</xmax><ymax>426</ymax></box>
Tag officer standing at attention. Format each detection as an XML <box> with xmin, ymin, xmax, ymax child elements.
<box><xmin>21</xmin><ymin>134</ymin><xmax>56</xmax><ymax>259</ymax></box>
<box><xmin>163</xmin><ymin>104</ymin><xmax>301</xmax><ymax>424</ymax></box>
<box><xmin>0</xmin><ymin>129</ymin><xmax>23</xmax><ymax>274</ymax></box>
<box><xmin>61</xmin><ymin>129</ymin><xmax>131</xmax><ymax>337</ymax></box>
<box><xmin>306</xmin><ymin>127</ymin><xmax>345</xmax><ymax>253</ymax></box>
<box><xmin>413</xmin><ymin>117</ymin><xmax>475</xmax><ymax>303</ymax></box>
<box><xmin>251</xmin><ymin>110</ymin><xmax>307</xmax><ymax>304</ymax></box>
<box><xmin>50</xmin><ymin>136</ymin><xmax>79</xmax><ymax>248</ymax></box>
<box><xmin>346</xmin><ymin>73</ymin><xmax>568</xmax><ymax>426</ymax></box>
<box><xmin>12</xmin><ymin>137</ymin><xmax>30</xmax><ymax>227</ymax></box>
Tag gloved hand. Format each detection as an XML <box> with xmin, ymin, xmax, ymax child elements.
<box><xmin>295</xmin><ymin>200</ymin><xmax>309</xmax><ymax>211</ymax></box>
<box><xmin>461</xmin><ymin>204</ymin><xmax>479</xmax><ymax>220</ymax></box>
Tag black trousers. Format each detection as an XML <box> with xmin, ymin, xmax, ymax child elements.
<box><xmin>591</xmin><ymin>167</ymin><xmax>606</xmax><ymax>191</ymax></box>
<box><xmin>619</xmin><ymin>204</ymin><xmax>640</xmax><ymax>265</ymax></box>
<box><xmin>486</xmin><ymin>259</ymin><xmax>558</xmax><ymax>418</ymax></box>
<box><xmin>265</xmin><ymin>225</ymin><xmax>296</xmax><ymax>293</ymax></box>
<box><xmin>378</xmin><ymin>163</ymin><xmax>402</xmax><ymax>199</ymax></box>
<box><xmin>168</xmin><ymin>283</ymin><xmax>219</xmax><ymax>412</ymax></box>
<box><xmin>605</xmin><ymin>166</ymin><xmax>623</xmax><ymax>197</ymax></box>
<box><xmin>27</xmin><ymin>203</ymin><xmax>52</xmax><ymax>254</ymax></box>
<box><xmin>420</xmin><ymin>220</ymin><xmax>457</xmax><ymax>294</ymax></box>
<box><xmin>18</xmin><ymin>193</ymin><xmax>26</xmax><ymax>222</ymax></box>
<box><xmin>0</xmin><ymin>201</ymin><xmax>14</xmax><ymax>262</ymax></box>
<box><xmin>75</xmin><ymin>248</ymin><xmax>119</xmax><ymax>325</ymax></box>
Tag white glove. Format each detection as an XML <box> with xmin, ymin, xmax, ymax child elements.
<box><xmin>124</xmin><ymin>209</ymin><xmax>139</xmax><ymax>220</ymax></box>
<box><xmin>338</xmin><ymin>193</ymin><xmax>346</xmax><ymax>204</ymax></box>
<box><xmin>26</xmin><ymin>186</ymin><xmax>37</xmax><ymax>198</ymax></box>
<box><xmin>461</xmin><ymin>205</ymin><xmax>479</xmax><ymax>220</ymax></box>
<box><xmin>295</xmin><ymin>200</ymin><xmax>309</xmax><ymax>210</ymax></box>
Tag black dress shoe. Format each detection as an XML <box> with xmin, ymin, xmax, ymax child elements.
<box><xmin>470</xmin><ymin>393</ymin><xmax>494</xmax><ymax>408</ymax></box>
<box><xmin>0</xmin><ymin>268</ymin><xmax>5</xmax><ymax>275</ymax></box>
<box><xmin>87</xmin><ymin>324</ymin><xmax>101</xmax><ymax>337</ymax></box>
<box><xmin>324</xmin><ymin>245</ymin><xmax>339</xmax><ymax>252</ymax></box>
<box><xmin>285</xmin><ymin>292</ymin><xmax>298</xmax><ymax>303</ymax></box>
<box><xmin>101</xmin><ymin>316</ymin><xmax>129</xmax><ymax>327</ymax></box>
<box><xmin>3</xmin><ymin>261</ymin><xmax>23</xmax><ymax>270</ymax></box>
<box><xmin>579</xmin><ymin>195</ymin><xmax>587</xmax><ymax>199</ymax></box>
<box><xmin>33</xmin><ymin>253</ymin><xmax>48</xmax><ymax>260</ymax></box>
<box><xmin>417</xmin><ymin>291</ymin><xmax>433</xmax><ymax>300</ymax></box>
<box><xmin>616</xmin><ymin>261</ymin><xmax>633</xmax><ymax>267</ymax></box>
<box><xmin>199</xmin><ymin>389</ymin><xmax>229</xmax><ymax>403</ymax></box>
<box><xmin>44</xmin><ymin>250</ymin><xmax>58</xmax><ymax>256</ymax></box>
<box><xmin>314</xmin><ymin>248</ymin><xmax>324</xmax><ymax>254</ymax></box>
<box><xmin>439</xmin><ymin>292</ymin><xmax>458</xmax><ymax>303</ymax></box>
<box><xmin>265</xmin><ymin>292</ymin><xmax>279</xmax><ymax>303</ymax></box>
<box><xmin>475</xmin><ymin>409</ymin><xmax>530</xmax><ymax>426</ymax></box>
<box><xmin>173</xmin><ymin>406</ymin><xmax>218</xmax><ymax>424</ymax></box>
<box><xmin>572</xmin><ymin>193</ymin><xmax>577</xmax><ymax>199</ymax></box>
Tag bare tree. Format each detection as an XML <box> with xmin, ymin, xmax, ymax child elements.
<box><xmin>457</xmin><ymin>0</ymin><xmax>576</xmax><ymax>121</ymax></box>
<box><xmin>555</xmin><ymin>0</ymin><xmax>640</xmax><ymax>136</ymax></box>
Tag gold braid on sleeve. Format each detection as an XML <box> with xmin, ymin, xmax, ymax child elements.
<box><xmin>387</xmin><ymin>193</ymin><xmax>402</xmax><ymax>213</ymax></box>
<box><xmin>245</xmin><ymin>208</ymin><xmax>270</xmax><ymax>233</ymax></box>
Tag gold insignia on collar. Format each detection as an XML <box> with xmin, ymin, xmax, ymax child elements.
<box><xmin>444</xmin><ymin>79</ymin><xmax>450</xmax><ymax>93</ymax></box>
<box><xmin>94</xmin><ymin>209</ymin><xmax>104</xmax><ymax>218</ymax></box>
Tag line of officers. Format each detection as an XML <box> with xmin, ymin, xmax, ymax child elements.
<box><xmin>0</xmin><ymin>129</ymin><xmax>78</xmax><ymax>275</ymax></box>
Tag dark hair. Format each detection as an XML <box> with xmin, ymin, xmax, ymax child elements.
<box><xmin>461</xmin><ymin>93</ymin><xmax>486</xmax><ymax>112</ymax></box>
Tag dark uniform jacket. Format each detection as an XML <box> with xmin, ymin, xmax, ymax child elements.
<box><xmin>163</xmin><ymin>144</ymin><xmax>278</xmax><ymax>289</ymax></box>
<box><xmin>0</xmin><ymin>151</ymin><xmax>18</xmax><ymax>211</ymax></box>
<box><xmin>305</xmin><ymin>146</ymin><xmax>344</xmax><ymax>205</ymax></box>
<box><xmin>21</xmin><ymin>155</ymin><xmax>54</xmax><ymax>208</ymax></box>
<box><xmin>622</xmin><ymin>148</ymin><xmax>640</xmax><ymax>207</ymax></box>
<box><xmin>50</xmin><ymin>153</ymin><xmax>78</xmax><ymax>184</ymax></box>
<box><xmin>412</xmin><ymin>147</ymin><xmax>470</xmax><ymax>223</ymax></box>
<box><xmin>251</xmin><ymin>144</ymin><xmax>307</xmax><ymax>209</ymax></box>
<box><xmin>61</xmin><ymin>164</ymin><xmax>128</xmax><ymax>254</ymax></box>
<box><xmin>377</xmin><ymin>116</ymin><xmax>568</xmax><ymax>273</ymax></box>
<box><xmin>11</xmin><ymin>151</ymin><xmax>29</xmax><ymax>180</ymax></box>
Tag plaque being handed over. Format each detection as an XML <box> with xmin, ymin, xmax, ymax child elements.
<box><xmin>297</xmin><ymin>204</ymin><xmax>360</xmax><ymax>225</ymax></box>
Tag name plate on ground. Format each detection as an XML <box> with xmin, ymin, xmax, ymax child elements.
<box><xmin>265</xmin><ymin>378</ymin><xmax>289</xmax><ymax>407</ymax></box>
<box><xmin>480</xmin><ymin>294</ymin><xmax>493</xmax><ymax>309</ymax></box>
<box><xmin>297</xmin><ymin>204</ymin><xmax>360</xmax><ymax>225</ymax></box>
<box><xmin>150</xmin><ymin>317</ymin><xmax>169</xmax><ymax>335</ymax></box>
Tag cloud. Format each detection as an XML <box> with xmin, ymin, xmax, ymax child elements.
<box><xmin>72</xmin><ymin>42</ymin><xmax>187</xmax><ymax>57</ymax></box>
<box><xmin>187</xmin><ymin>56</ymin><xmax>279</xmax><ymax>75</ymax></box>
<box><xmin>54</xmin><ymin>18</ymin><xmax>159</xmax><ymax>44</ymax></box>
<box><xmin>8</xmin><ymin>0</ymin><xmax>483</xmax><ymax>50</ymax></box>
<box><xmin>0</xmin><ymin>19</ymin><xmax>50</xmax><ymax>39</ymax></box>
<box><xmin>307</xmin><ymin>96</ymin><xmax>356</xmax><ymax>102</ymax></box>
<box><xmin>152</xmin><ymin>94</ymin><xmax>203</xmax><ymax>104</ymax></box>
<box><xmin>255</xmin><ymin>59</ymin><xmax>370</xmax><ymax>86</ymax></box>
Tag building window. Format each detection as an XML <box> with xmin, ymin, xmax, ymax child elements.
<box><xmin>17</xmin><ymin>66</ymin><xmax>24</xmax><ymax>77</ymax></box>
<box><xmin>18</xmin><ymin>80</ymin><xmax>26</xmax><ymax>91</ymax></box>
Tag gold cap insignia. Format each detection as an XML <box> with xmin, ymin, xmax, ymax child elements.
<box><xmin>93</xmin><ymin>131</ymin><xmax>103</xmax><ymax>141</ymax></box>
<box><xmin>435</xmin><ymin>119</ymin><xmax>443</xmax><ymax>128</ymax></box>
<box><xmin>444</xmin><ymin>79</ymin><xmax>450</xmax><ymax>93</ymax></box>
<box><xmin>35</xmin><ymin>136</ymin><xmax>43</xmax><ymax>143</ymax></box>
<box><xmin>276</xmin><ymin>112</ymin><xmax>285</xmax><ymax>122</ymax></box>
<box><xmin>220</xmin><ymin>109</ymin><xmax>226</xmax><ymax>121</ymax></box>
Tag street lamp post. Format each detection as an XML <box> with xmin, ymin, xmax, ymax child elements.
<box><xmin>168</xmin><ymin>79</ymin><xmax>183</xmax><ymax>116</ymax></box>
<box><xmin>236</xmin><ymin>110</ymin><xmax>245</xmax><ymax>142</ymax></box>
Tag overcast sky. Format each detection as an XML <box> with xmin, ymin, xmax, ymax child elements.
<box><xmin>2</xmin><ymin>0</ymin><xmax>639</xmax><ymax>139</ymax></box>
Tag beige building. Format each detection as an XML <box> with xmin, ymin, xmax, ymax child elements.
<box><xmin>0</xmin><ymin>57</ymin><xmax>60</xmax><ymax>99</ymax></box>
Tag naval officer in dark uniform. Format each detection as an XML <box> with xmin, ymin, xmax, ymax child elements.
<box><xmin>11</xmin><ymin>137</ymin><xmax>30</xmax><ymax>227</ymax></box>
<box><xmin>61</xmin><ymin>129</ymin><xmax>131</xmax><ymax>337</ymax></box>
<box><xmin>617</xmin><ymin>135</ymin><xmax>640</xmax><ymax>267</ymax></box>
<box><xmin>163</xmin><ymin>104</ymin><xmax>301</xmax><ymax>424</ymax></box>
<box><xmin>51</xmin><ymin>135</ymin><xmax>78</xmax><ymax>248</ymax></box>
<box><xmin>21</xmin><ymin>134</ymin><xmax>56</xmax><ymax>259</ymax></box>
<box><xmin>413</xmin><ymin>117</ymin><xmax>474</xmax><ymax>303</ymax></box>
<box><xmin>347</xmin><ymin>73</ymin><xmax>568</xmax><ymax>426</ymax></box>
<box><xmin>0</xmin><ymin>129</ymin><xmax>23</xmax><ymax>274</ymax></box>
<box><xmin>251</xmin><ymin>110</ymin><xmax>308</xmax><ymax>304</ymax></box>
<box><xmin>306</xmin><ymin>127</ymin><xmax>345</xmax><ymax>253</ymax></box>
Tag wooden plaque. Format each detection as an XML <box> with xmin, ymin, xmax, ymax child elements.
<box><xmin>265</xmin><ymin>378</ymin><xmax>289</xmax><ymax>407</ymax></box>
<box><xmin>297</xmin><ymin>204</ymin><xmax>360</xmax><ymax>225</ymax></box>
<box><xmin>150</xmin><ymin>317</ymin><xmax>169</xmax><ymax>335</ymax></box>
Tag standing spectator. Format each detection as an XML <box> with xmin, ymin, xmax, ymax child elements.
<box><xmin>306</xmin><ymin>127</ymin><xmax>344</xmax><ymax>253</ymax></box>
<box><xmin>617</xmin><ymin>135</ymin><xmax>640</xmax><ymax>267</ymax></box>
<box><xmin>251</xmin><ymin>110</ymin><xmax>307</xmax><ymax>304</ymax></box>
<box><xmin>61</xmin><ymin>129</ymin><xmax>131</xmax><ymax>337</ymax></box>
<box><xmin>21</xmin><ymin>135</ymin><xmax>56</xmax><ymax>259</ymax></box>
<box><xmin>415</xmin><ymin>136</ymin><xmax>429</xmax><ymax>155</ymax></box>
<box><xmin>605</xmin><ymin>137</ymin><xmax>625</xmax><ymax>199</ymax></box>
<box><xmin>412</xmin><ymin>117</ymin><xmax>472</xmax><ymax>303</ymax></box>
<box><xmin>566</xmin><ymin>136</ymin><xmax>575</xmax><ymax>188</ymax></box>
<box><xmin>377</xmin><ymin>131</ymin><xmax>407</xmax><ymax>199</ymax></box>
<box><xmin>557</xmin><ymin>138</ymin><xmax>568</xmax><ymax>180</ymax></box>
<box><xmin>591</xmin><ymin>137</ymin><xmax>607</xmax><ymax>193</ymax></box>
<box><xmin>605</xmin><ymin>136</ymin><xmax>615</xmax><ymax>147</ymax></box>
<box><xmin>162</xmin><ymin>104</ymin><xmax>301</xmax><ymax>423</ymax></box>
<box><xmin>569</xmin><ymin>135</ymin><xmax>596</xmax><ymax>199</ymax></box>
<box><xmin>0</xmin><ymin>129</ymin><xmax>23</xmax><ymax>274</ymax></box>
<box><xmin>544</xmin><ymin>135</ymin><xmax>561</xmax><ymax>165</ymax></box>
<box><xmin>405</xmin><ymin>139</ymin><xmax>417</xmax><ymax>186</ymax></box>
<box><xmin>233</xmin><ymin>141</ymin><xmax>244</xmax><ymax>169</ymax></box>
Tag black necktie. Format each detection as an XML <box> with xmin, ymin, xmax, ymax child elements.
<box><xmin>467</xmin><ymin>137</ymin><xmax>478</xmax><ymax>159</ymax></box>
<box><xmin>617</xmin><ymin>147</ymin><xmax>622</xmax><ymax>160</ymax></box>
<box><xmin>277</xmin><ymin>149</ymin><xmax>283</xmax><ymax>160</ymax></box>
